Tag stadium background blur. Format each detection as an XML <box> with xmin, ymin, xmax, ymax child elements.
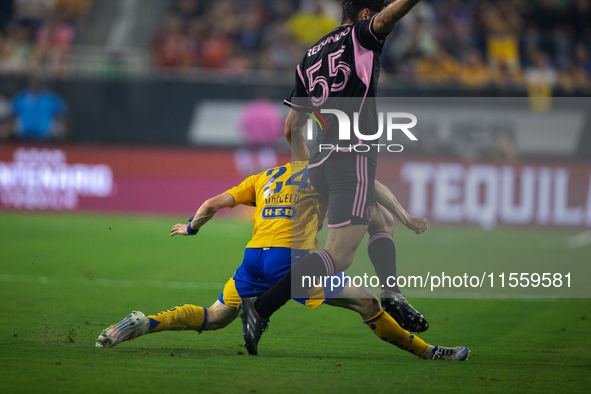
<box><xmin>0</xmin><ymin>0</ymin><xmax>590</xmax><ymax>217</ymax></box>
<box><xmin>1</xmin><ymin>0</ymin><xmax>591</xmax><ymax>93</ymax></box>
<box><xmin>0</xmin><ymin>1</ymin><xmax>590</xmax><ymax>393</ymax></box>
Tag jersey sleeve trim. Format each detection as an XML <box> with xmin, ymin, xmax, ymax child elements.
<box><xmin>224</xmin><ymin>175</ymin><xmax>257</xmax><ymax>208</ymax></box>
<box><xmin>224</xmin><ymin>189</ymin><xmax>248</xmax><ymax>209</ymax></box>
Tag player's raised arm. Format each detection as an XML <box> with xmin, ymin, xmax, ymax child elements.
<box><xmin>285</xmin><ymin>109</ymin><xmax>310</xmax><ymax>161</ymax></box>
<box><xmin>170</xmin><ymin>193</ymin><xmax>236</xmax><ymax>237</ymax></box>
<box><xmin>372</xmin><ymin>0</ymin><xmax>421</xmax><ymax>35</ymax></box>
<box><xmin>375</xmin><ymin>180</ymin><xmax>427</xmax><ymax>235</ymax></box>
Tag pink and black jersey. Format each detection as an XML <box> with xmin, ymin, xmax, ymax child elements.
<box><xmin>284</xmin><ymin>15</ymin><xmax>389</xmax><ymax>165</ymax></box>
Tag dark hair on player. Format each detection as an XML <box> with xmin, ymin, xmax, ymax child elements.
<box><xmin>341</xmin><ymin>0</ymin><xmax>388</xmax><ymax>24</ymax></box>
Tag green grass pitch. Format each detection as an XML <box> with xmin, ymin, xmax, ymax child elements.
<box><xmin>0</xmin><ymin>211</ymin><xmax>589</xmax><ymax>393</ymax></box>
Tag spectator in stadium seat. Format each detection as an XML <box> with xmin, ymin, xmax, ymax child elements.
<box><xmin>52</xmin><ymin>0</ymin><xmax>92</xmax><ymax>22</ymax></box>
<box><xmin>0</xmin><ymin>22</ymin><xmax>33</xmax><ymax>73</ymax></box>
<box><xmin>171</xmin><ymin>0</ymin><xmax>205</xmax><ymax>29</ymax></box>
<box><xmin>32</xmin><ymin>5</ymin><xmax>76</xmax><ymax>74</ymax></box>
<box><xmin>435</xmin><ymin>0</ymin><xmax>473</xmax><ymax>58</ymax></box>
<box><xmin>459</xmin><ymin>49</ymin><xmax>491</xmax><ymax>91</ymax></box>
<box><xmin>484</xmin><ymin>4</ymin><xmax>521</xmax><ymax>71</ymax></box>
<box><xmin>263</xmin><ymin>24</ymin><xmax>301</xmax><ymax>71</ymax></box>
<box><xmin>197</xmin><ymin>0</ymin><xmax>239</xmax><ymax>69</ymax></box>
<box><xmin>152</xmin><ymin>15</ymin><xmax>194</xmax><ymax>71</ymax></box>
<box><xmin>385</xmin><ymin>14</ymin><xmax>436</xmax><ymax>72</ymax></box>
<box><xmin>415</xmin><ymin>45</ymin><xmax>460</xmax><ymax>86</ymax></box>
<box><xmin>525</xmin><ymin>50</ymin><xmax>557</xmax><ymax>98</ymax></box>
<box><xmin>574</xmin><ymin>42</ymin><xmax>591</xmax><ymax>76</ymax></box>
<box><xmin>4</xmin><ymin>74</ymin><xmax>69</xmax><ymax>141</ymax></box>
<box><xmin>491</xmin><ymin>59</ymin><xmax>524</xmax><ymax>93</ymax></box>
<box><xmin>13</xmin><ymin>0</ymin><xmax>51</xmax><ymax>27</ymax></box>
<box><xmin>200</xmin><ymin>27</ymin><xmax>233</xmax><ymax>69</ymax></box>
<box><xmin>286</xmin><ymin>2</ymin><xmax>339</xmax><ymax>46</ymax></box>
<box><xmin>237</xmin><ymin>5</ymin><xmax>264</xmax><ymax>54</ymax></box>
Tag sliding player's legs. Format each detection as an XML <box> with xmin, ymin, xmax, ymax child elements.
<box><xmin>96</xmin><ymin>248</ymin><xmax>304</xmax><ymax>350</ymax></box>
<box><xmin>367</xmin><ymin>204</ymin><xmax>429</xmax><ymax>333</ymax></box>
<box><xmin>243</xmin><ymin>152</ymin><xmax>376</xmax><ymax>353</ymax></box>
<box><xmin>96</xmin><ymin>301</ymin><xmax>238</xmax><ymax>348</ymax></box>
<box><xmin>326</xmin><ymin>285</ymin><xmax>470</xmax><ymax>361</ymax></box>
<box><xmin>251</xmin><ymin>153</ymin><xmax>375</xmax><ymax>319</ymax></box>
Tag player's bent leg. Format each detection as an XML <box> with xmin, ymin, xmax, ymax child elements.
<box><xmin>325</xmin><ymin>285</ymin><xmax>469</xmax><ymax>360</ymax></box>
<box><xmin>324</xmin><ymin>224</ymin><xmax>369</xmax><ymax>272</ymax></box>
<box><xmin>326</xmin><ymin>286</ymin><xmax>430</xmax><ymax>358</ymax></box>
<box><xmin>367</xmin><ymin>204</ymin><xmax>430</xmax><ymax>333</ymax></box>
<box><xmin>367</xmin><ymin>204</ymin><xmax>399</xmax><ymax>294</ymax></box>
<box><xmin>324</xmin><ymin>284</ymin><xmax>382</xmax><ymax>320</ymax></box>
<box><xmin>203</xmin><ymin>301</ymin><xmax>238</xmax><ymax>331</ymax></box>
<box><xmin>146</xmin><ymin>304</ymin><xmax>207</xmax><ymax>333</ymax></box>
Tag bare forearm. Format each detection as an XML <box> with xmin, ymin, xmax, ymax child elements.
<box><xmin>375</xmin><ymin>180</ymin><xmax>412</xmax><ymax>226</ymax></box>
<box><xmin>285</xmin><ymin>109</ymin><xmax>311</xmax><ymax>161</ymax></box>
<box><xmin>171</xmin><ymin>193</ymin><xmax>235</xmax><ymax>237</ymax></box>
<box><xmin>190</xmin><ymin>193</ymin><xmax>235</xmax><ymax>231</ymax></box>
<box><xmin>289</xmin><ymin>130</ymin><xmax>310</xmax><ymax>161</ymax></box>
<box><xmin>191</xmin><ymin>203</ymin><xmax>218</xmax><ymax>230</ymax></box>
<box><xmin>373</xmin><ymin>0</ymin><xmax>421</xmax><ymax>35</ymax></box>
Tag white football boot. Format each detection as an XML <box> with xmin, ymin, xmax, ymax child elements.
<box><xmin>424</xmin><ymin>345</ymin><xmax>471</xmax><ymax>361</ymax></box>
<box><xmin>96</xmin><ymin>311</ymin><xmax>150</xmax><ymax>348</ymax></box>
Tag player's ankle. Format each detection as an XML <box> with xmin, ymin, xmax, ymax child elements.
<box><xmin>380</xmin><ymin>289</ymin><xmax>403</xmax><ymax>299</ymax></box>
<box><xmin>422</xmin><ymin>345</ymin><xmax>436</xmax><ymax>359</ymax></box>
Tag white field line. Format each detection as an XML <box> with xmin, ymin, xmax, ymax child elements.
<box><xmin>0</xmin><ymin>274</ymin><xmax>574</xmax><ymax>299</ymax></box>
<box><xmin>567</xmin><ymin>231</ymin><xmax>591</xmax><ymax>249</ymax></box>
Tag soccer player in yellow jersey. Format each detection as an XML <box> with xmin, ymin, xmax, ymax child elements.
<box><xmin>96</xmin><ymin>161</ymin><xmax>469</xmax><ymax>361</ymax></box>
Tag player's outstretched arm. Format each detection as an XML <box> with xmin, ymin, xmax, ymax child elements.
<box><xmin>170</xmin><ymin>193</ymin><xmax>235</xmax><ymax>236</ymax></box>
<box><xmin>372</xmin><ymin>0</ymin><xmax>421</xmax><ymax>35</ymax></box>
<box><xmin>285</xmin><ymin>109</ymin><xmax>310</xmax><ymax>161</ymax></box>
<box><xmin>375</xmin><ymin>180</ymin><xmax>428</xmax><ymax>235</ymax></box>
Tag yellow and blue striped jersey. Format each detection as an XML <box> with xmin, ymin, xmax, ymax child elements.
<box><xmin>224</xmin><ymin>161</ymin><xmax>326</xmax><ymax>250</ymax></box>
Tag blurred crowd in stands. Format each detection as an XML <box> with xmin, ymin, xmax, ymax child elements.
<box><xmin>152</xmin><ymin>0</ymin><xmax>591</xmax><ymax>94</ymax></box>
<box><xmin>0</xmin><ymin>0</ymin><xmax>590</xmax><ymax>95</ymax></box>
<box><xmin>0</xmin><ymin>0</ymin><xmax>91</xmax><ymax>74</ymax></box>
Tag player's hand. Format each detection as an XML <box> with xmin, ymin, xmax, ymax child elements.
<box><xmin>170</xmin><ymin>224</ymin><xmax>191</xmax><ymax>237</ymax></box>
<box><xmin>408</xmin><ymin>217</ymin><xmax>428</xmax><ymax>235</ymax></box>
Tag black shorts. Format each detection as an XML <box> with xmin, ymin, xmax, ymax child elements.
<box><xmin>309</xmin><ymin>152</ymin><xmax>376</xmax><ymax>228</ymax></box>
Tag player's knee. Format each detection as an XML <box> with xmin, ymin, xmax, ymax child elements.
<box><xmin>360</xmin><ymin>295</ymin><xmax>382</xmax><ymax>320</ymax></box>
<box><xmin>331</xmin><ymin>250</ymin><xmax>355</xmax><ymax>272</ymax></box>
<box><xmin>368</xmin><ymin>207</ymin><xmax>394</xmax><ymax>236</ymax></box>
<box><xmin>203</xmin><ymin>303</ymin><xmax>238</xmax><ymax>330</ymax></box>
